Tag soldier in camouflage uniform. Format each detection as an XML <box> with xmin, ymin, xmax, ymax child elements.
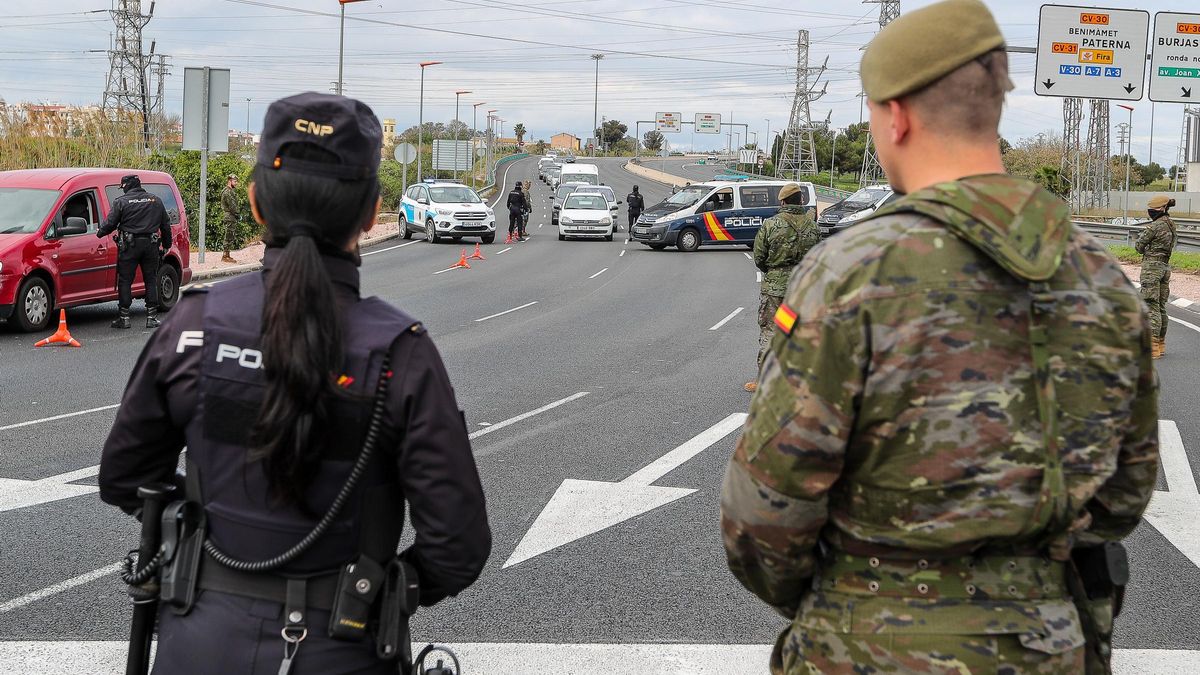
<box><xmin>721</xmin><ymin>2</ymin><xmax>1159</xmax><ymax>673</ymax></box>
<box><xmin>520</xmin><ymin>180</ymin><xmax>533</xmax><ymax>238</ymax></box>
<box><xmin>745</xmin><ymin>183</ymin><xmax>819</xmax><ymax>393</ymax></box>
<box><xmin>1135</xmin><ymin>195</ymin><xmax>1176</xmax><ymax>359</ymax></box>
<box><xmin>220</xmin><ymin>174</ymin><xmax>240</xmax><ymax>263</ymax></box>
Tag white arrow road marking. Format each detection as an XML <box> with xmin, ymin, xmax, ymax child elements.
<box><xmin>0</xmin><ymin>642</ymin><xmax>1186</xmax><ymax>674</ymax></box>
<box><xmin>503</xmin><ymin>413</ymin><xmax>747</xmax><ymax>568</ymax></box>
<box><xmin>0</xmin><ymin>465</ymin><xmax>102</xmax><ymax>513</ymax></box>
<box><xmin>1143</xmin><ymin>420</ymin><xmax>1200</xmax><ymax>569</ymax></box>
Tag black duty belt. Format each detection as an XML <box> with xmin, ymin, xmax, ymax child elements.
<box><xmin>1142</xmin><ymin>254</ymin><xmax>1170</xmax><ymax>261</ymax></box>
<box><xmin>197</xmin><ymin>554</ymin><xmax>340</xmax><ymax>611</ymax></box>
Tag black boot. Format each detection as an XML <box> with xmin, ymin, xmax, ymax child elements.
<box><xmin>146</xmin><ymin>307</ymin><xmax>160</xmax><ymax>329</ymax></box>
<box><xmin>111</xmin><ymin>308</ymin><xmax>131</xmax><ymax>329</ymax></box>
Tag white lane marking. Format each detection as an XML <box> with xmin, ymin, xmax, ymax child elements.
<box><xmin>0</xmin><ymin>563</ymin><xmax>121</xmax><ymax>615</ymax></box>
<box><xmin>742</xmin><ymin>251</ymin><xmax>753</xmax><ymax>261</ymax></box>
<box><xmin>360</xmin><ymin>239</ymin><xmax>421</xmax><ymax>257</ymax></box>
<box><xmin>0</xmin><ymin>404</ymin><xmax>120</xmax><ymax>432</ymax></box>
<box><xmin>496</xmin><ymin>247</ymin><xmax>513</xmax><ymax>255</ymax></box>
<box><xmin>468</xmin><ymin>392</ymin><xmax>589</xmax><ymax>442</ymax></box>
<box><xmin>589</xmin><ymin>268</ymin><xmax>609</xmax><ymax>279</ymax></box>
<box><xmin>432</xmin><ymin>266</ymin><xmax>460</xmax><ymax>275</ymax></box>
<box><xmin>475</xmin><ymin>301</ymin><xmax>538</xmax><ymax>323</ymax></box>
<box><xmin>0</xmin><ymin>642</ymin><xmax>1185</xmax><ymax>674</ymax></box>
<box><xmin>504</xmin><ymin>414</ymin><xmax>747</xmax><ymax>568</ymax></box>
<box><xmin>619</xmin><ymin>250</ymin><xmax>626</xmax><ymax>257</ymax></box>
<box><xmin>1172</xmin><ymin>298</ymin><xmax>1195</xmax><ymax>308</ymax></box>
<box><xmin>0</xmin><ymin>464</ymin><xmax>103</xmax><ymax>513</ymax></box>
<box><xmin>756</xmin><ymin>271</ymin><xmax>763</xmax><ymax>283</ymax></box>
<box><xmin>708</xmin><ymin>307</ymin><xmax>744</xmax><ymax>331</ymax></box>
<box><xmin>624</xmin><ymin>238</ymin><xmax>630</xmax><ymax>245</ymax></box>
<box><xmin>1144</xmin><ymin>420</ymin><xmax>1200</xmax><ymax>570</ymax></box>
<box><xmin>1170</xmin><ymin>316</ymin><xmax>1200</xmax><ymax>334</ymax></box>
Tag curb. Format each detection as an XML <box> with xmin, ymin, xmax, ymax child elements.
<box><xmin>188</xmin><ymin>232</ymin><xmax>401</xmax><ymax>283</ymax></box>
<box><xmin>623</xmin><ymin>161</ymin><xmax>690</xmax><ymax>188</ymax></box>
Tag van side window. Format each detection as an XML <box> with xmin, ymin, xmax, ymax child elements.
<box><xmin>701</xmin><ymin>188</ymin><xmax>735</xmax><ymax>212</ymax></box>
<box><xmin>57</xmin><ymin>190</ymin><xmax>99</xmax><ymax>236</ymax></box>
<box><xmin>738</xmin><ymin>186</ymin><xmax>782</xmax><ymax>208</ymax></box>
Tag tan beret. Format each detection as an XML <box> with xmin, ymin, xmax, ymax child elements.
<box><xmin>1148</xmin><ymin>195</ymin><xmax>1172</xmax><ymax>209</ymax></box>
<box><xmin>861</xmin><ymin>0</ymin><xmax>1007</xmax><ymax>102</ymax></box>
<box><xmin>778</xmin><ymin>183</ymin><xmax>802</xmax><ymax>201</ymax></box>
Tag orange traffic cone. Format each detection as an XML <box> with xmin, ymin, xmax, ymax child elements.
<box><xmin>450</xmin><ymin>248</ymin><xmax>471</xmax><ymax>270</ymax></box>
<box><xmin>34</xmin><ymin>309</ymin><xmax>82</xmax><ymax>348</ymax></box>
<box><xmin>504</xmin><ymin>232</ymin><xmax>513</xmax><ymax>244</ymax></box>
<box><xmin>469</xmin><ymin>243</ymin><xmax>486</xmax><ymax>260</ymax></box>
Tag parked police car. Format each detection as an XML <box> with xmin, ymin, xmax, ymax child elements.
<box><xmin>399</xmin><ymin>179</ymin><xmax>496</xmax><ymax>244</ymax></box>
<box><xmin>631</xmin><ymin>180</ymin><xmax>816</xmax><ymax>252</ymax></box>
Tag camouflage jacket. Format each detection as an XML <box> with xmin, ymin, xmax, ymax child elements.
<box><xmin>753</xmin><ymin>205</ymin><xmax>820</xmax><ymax>297</ymax></box>
<box><xmin>721</xmin><ymin>174</ymin><xmax>1158</xmax><ymax>616</ymax></box>
<box><xmin>220</xmin><ymin>186</ymin><xmax>238</xmax><ymax>223</ymax></box>
<box><xmin>1135</xmin><ymin>215</ymin><xmax>1176</xmax><ymax>260</ymax></box>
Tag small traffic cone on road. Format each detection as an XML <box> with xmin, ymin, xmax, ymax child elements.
<box><xmin>450</xmin><ymin>248</ymin><xmax>471</xmax><ymax>270</ymax></box>
<box><xmin>469</xmin><ymin>242</ymin><xmax>486</xmax><ymax>260</ymax></box>
<box><xmin>34</xmin><ymin>309</ymin><xmax>82</xmax><ymax>348</ymax></box>
<box><xmin>505</xmin><ymin>231</ymin><xmax>514</xmax><ymax>244</ymax></box>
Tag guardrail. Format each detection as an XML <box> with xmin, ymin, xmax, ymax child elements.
<box><xmin>706</xmin><ymin>163</ymin><xmax>856</xmax><ymax>201</ymax></box>
<box><xmin>477</xmin><ymin>152</ymin><xmax>529</xmax><ymax>199</ymax></box>
<box><xmin>1072</xmin><ymin>219</ymin><xmax>1200</xmax><ymax>249</ymax></box>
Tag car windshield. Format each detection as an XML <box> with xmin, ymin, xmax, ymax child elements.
<box><xmin>564</xmin><ymin>195</ymin><xmax>608</xmax><ymax>210</ymax></box>
<box><xmin>845</xmin><ymin>187</ymin><xmax>890</xmax><ymax>206</ymax></box>
<box><xmin>665</xmin><ymin>186</ymin><xmax>709</xmax><ymax>207</ymax></box>
<box><xmin>547</xmin><ymin>167</ymin><xmax>561</xmax><ymax>175</ymax></box>
<box><xmin>576</xmin><ymin>187</ymin><xmax>614</xmax><ymax>202</ymax></box>
<box><xmin>0</xmin><ymin>188</ymin><xmax>60</xmax><ymax>234</ymax></box>
<box><xmin>562</xmin><ymin>173</ymin><xmax>598</xmax><ymax>185</ymax></box>
<box><xmin>428</xmin><ymin>186</ymin><xmax>481</xmax><ymax>203</ymax></box>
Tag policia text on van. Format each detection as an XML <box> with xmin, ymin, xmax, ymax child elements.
<box><xmin>631</xmin><ymin>181</ymin><xmax>816</xmax><ymax>252</ymax></box>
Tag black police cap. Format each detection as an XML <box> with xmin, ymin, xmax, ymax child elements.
<box><xmin>120</xmin><ymin>174</ymin><xmax>141</xmax><ymax>190</ymax></box>
<box><xmin>257</xmin><ymin>92</ymin><xmax>382</xmax><ymax>181</ymax></box>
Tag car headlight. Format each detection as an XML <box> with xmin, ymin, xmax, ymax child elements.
<box><xmin>840</xmin><ymin>210</ymin><xmax>868</xmax><ymax>224</ymax></box>
<box><xmin>655</xmin><ymin>216</ymin><xmax>671</xmax><ymax>224</ymax></box>
<box><xmin>436</xmin><ymin>208</ymin><xmax>453</xmax><ymax>216</ymax></box>
<box><xmin>485</xmin><ymin>208</ymin><xmax>494</xmax><ymax>216</ymax></box>
<box><xmin>561</xmin><ymin>217</ymin><xmax>573</xmax><ymax>225</ymax></box>
<box><xmin>600</xmin><ymin>217</ymin><xmax>611</xmax><ymax>225</ymax></box>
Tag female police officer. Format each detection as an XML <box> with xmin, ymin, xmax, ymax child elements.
<box><xmin>98</xmin><ymin>93</ymin><xmax>491</xmax><ymax>673</ymax></box>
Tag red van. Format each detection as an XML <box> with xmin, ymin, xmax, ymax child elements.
<box><xmin>0</xmin><ymin>168</ymin><xmax>192</xmax><ymax>332</ymax></box>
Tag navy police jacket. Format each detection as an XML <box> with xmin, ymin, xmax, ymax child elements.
<box><xmin>99</xmin><ymin>247</ymin><xmax>491</xmax><ymax>605</ymax></box>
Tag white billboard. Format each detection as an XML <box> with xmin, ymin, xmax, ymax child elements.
<box><xmin>695</xmin><ymin>113</ymin><xmax>721</xmax><ymax>134</ymax></box>
<box><xmin>655</xmin><ymin>112</ymin><xmax>682</xmax><ymax>133</ymax></box>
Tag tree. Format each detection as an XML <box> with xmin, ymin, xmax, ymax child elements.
<box><xmin>533</xmin><ymin>140</ymin><xmax>548</xmax><ymax>154</ymax></box>
<box><xmin>1002</xmin><ymin>133</ymin><xmax>1064</xmax><ymax>182</ymax></box>
<box><xmin>595</xmin><ymin>119</ymin><xmax>628</xmax><ymax>150</ymax></box>
<box><xmin>513</xmin><ymin>123</ymin><xmax>526</xmax><ymax>144</ymax></box>
<box><xmin>643</xmin><ymin>130</ymin><xmax>664</xmax><ymax>151</ymax></box>
<box><xmin>1032</xmin><ymin>165</ymin><xmax>1070</xmax><ymax>199</ymax></box>
<box><xmin>1138</xmin><ymin>161</ymin><xmax>1166</xmax><ymax>185</ymax></box>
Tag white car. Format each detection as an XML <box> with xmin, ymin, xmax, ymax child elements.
<box><xmin>572</xmin><ymin>185</ymin><xmax>621</xmax><ymax>226</ymax></box>
<box><xmin>558</xmin><ymin>192</ymin><xmax>614</xmax><ymax>241</ymax></box>
<box><xmin>399</xmin><ymin>180</ymin><xmax>496</xmax><ymax>244</ymax></box>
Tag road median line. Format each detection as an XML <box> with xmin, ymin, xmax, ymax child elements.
<box><xmin>475</xmin><ymin>301</ymin><xmax>538</xmax><ymax>323</ymax></box>
<box><xmin>709</xmin><ymin>307</ymin><xmax>744</xmax><ymax>331</ymax></box>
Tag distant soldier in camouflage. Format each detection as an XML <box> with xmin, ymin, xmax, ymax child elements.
<box><xmin>721</xmin><ymin>2</ymin><xmax>1159</xmax><ymax>674</ymax></box>
<box><xmin>220</xmin><ymin>174</ymin><xmax>240</xmax><ymax>263</ymax></box>
<box><xmin>745</xmin><ymin>183</ymin><xmax>819</xmax><ymax>392</ymax></box>
<box><xmin>520</xmin><ymin>180</ymin><xmax>533</xmax><ymax>238</ymax></box>
<box><xmin>1135</xmin><ymin>195</ymin><xmax>1176</xmax><ymax>359</ymax></box>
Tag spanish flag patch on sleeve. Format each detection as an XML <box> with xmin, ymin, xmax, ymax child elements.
<box><xmin>774</xmin><ymin>303</ymin><xmax>798</xmax><ymax>335</ymax></box>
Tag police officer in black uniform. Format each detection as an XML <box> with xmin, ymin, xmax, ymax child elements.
<box><xmin>505</xmin><ymin>182</ymin><xmax>528</xmax><ymax>240</ymax></box>
<box><xmin>97</xmin><ymin>174</ymin><xmax>172</xmax><ymax>329</ymax></box>
<box><xmin>99</xmin><ymin>93</ymin><xmax>491</xmax><ymax>674</ymax></box>
<box><xmin>626</xmin><ymin>185</ymin><xmax>645</xmax><ymax>232</ymax></box>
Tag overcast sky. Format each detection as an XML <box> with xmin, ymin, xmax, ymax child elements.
<box><xmin>0</xmin><ymin>0</ymin><xmax>1195</xmax><ymax>164</ymax></box>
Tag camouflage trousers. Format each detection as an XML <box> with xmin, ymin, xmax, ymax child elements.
<box><xmin>1140</xmin><ymin>260</ymin><xmax>1171</xmax><ymax>340</ymax></box>
<box><xmin>758</xmin><ymin>293</ymin><xmax>783</xmax><ymax>367</ymax></box>
<box><xmin>222</xmin><ymin>218</ymin><xmax>238</xmax><ymax>253</ymax></box>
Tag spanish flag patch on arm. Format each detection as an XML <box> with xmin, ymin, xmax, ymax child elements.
<box><xmin>773</xmin><ymin>303</ymin><xmax>797</xmax><ymax>335</ymax></box>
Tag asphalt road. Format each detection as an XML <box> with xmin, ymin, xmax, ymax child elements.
<box><xmin>1</xmin><ymin>156</ymin><xmax>1199</xmax><ymax>672</ymax></box>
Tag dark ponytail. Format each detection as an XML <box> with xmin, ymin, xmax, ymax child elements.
<box><xmin>248</xmin><ymin>143</ymin><xmax>380</xmax><ymax>507</ymax></box>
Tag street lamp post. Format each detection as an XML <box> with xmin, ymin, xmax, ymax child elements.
<box><xmin>246</xmin><ymin>98</ymin><xmax>251</xmax><ymax>146</ymax></box>
<box><xmin>591</xmin><ymin>54</ymin><xmax>603</xmax><ymax>157</ymax></box>
<box><xmin>764</xmin><ymin>118</ymin><xmax>771</xmax><ymax>174</ymax></box>
<box><xmin>454</xmin><ymin>90</ymin><xmax>471</xmax><ymax>180</ymax></box>
<box><xmin>471</xmin><ymin>102</ymin><xmax>486</xmax><ymax>188</ymax></box>
<box><xmin>486</xmin><ymin>109</ymin><xmax>498</xmax><ymax>185</ymax></box>
<box><xmin>830</xmin><ymin>129</ymin><xmax>841</xmax><ymax>188</ymax></box>
<box><xmin>416</xmin><ymin>61</ymin><xmax>442</xmax><ymax>184</ymax></box>
<box><xmin>1118</xmin><ymin>104</ymin><xmax>1135</xmax><ymax>223</ymax></box>
<box><xmin>336</xmin><ymin>0</ymin><xmax>368</xmax><ymax>95</ymax></box>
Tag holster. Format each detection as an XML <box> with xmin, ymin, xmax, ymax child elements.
<box><xmin>1067</xmin><ymin>542</ymin><xmax>1128</xmax><ymax>675</ymax></box>
<box><xmin>375</xmin><ymin>558</ymin><xmax>420</xmax><ymax>670</ymax></box>
<box><xmin>115</xmin><ymin>231</ymin><xmax>131</xmax><ymax>252</ymax></box>
<box><xmin>157</xmin><ymin>500</ymin><xmax>207</xmax><ymax>615</ymax></box>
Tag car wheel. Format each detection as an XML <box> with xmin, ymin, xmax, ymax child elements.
<box><xmin>649</xmin><ymin>244</ymin><xmax>667</xmax><ymax>250</ymax></box>
<box><xmin>677</xmin><ymin>227</ymin><xmax>701</xmax><ymax>252</ymax></box>
<box><xmin>605</xmin><ymin>234</ymin><xmax>614</xmax><ymax>242</ymax></box>
<box><xmin>157</xmin><ymin>264</ymin><xmax>181</xmax><ymax>311</ymax></box>
<box><xmin>425</xmin><ymin>219</ymin><xmax>439</xmax><ymax>244</ymax></box>
<box><xmin>558</xmin><ymin>234</ymin><xmax>566</xmax><ymax>241</ymax></box>
<box><xmin>13</xmin><ymin>276</ymin><xmax>52</xmax><ymax>332</ymax></box>
<box><xmin>482</xmin><ymin>233</ymin><xmax>496</xmax><ymax>244</ymax></box>
<box><xmin>400</xmin><ymin>214</ymin><xmax>412</xmax><ymax>239</ymax></box>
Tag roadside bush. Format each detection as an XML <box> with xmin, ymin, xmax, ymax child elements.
<box><xmin>167</xmin><ymin>151</ymin><xmax>256</xmax><ymax>251</ymax></box>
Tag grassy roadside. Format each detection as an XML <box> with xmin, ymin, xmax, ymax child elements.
<box><xmin>1107</xmin><ymin>244</ymin><xmax>1200</xmax><ymax>274</ymax></box>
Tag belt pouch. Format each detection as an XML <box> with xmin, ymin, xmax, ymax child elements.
<box><xmin>159</xmin><ymin>501</ymin><xmax>206</xmax><ymax>615</ymax></box>
<box><xmin>375</xmin><ymin>558</ymin><xmax>420</xmax><ymax>665</ymax></box>
<box><xmin>328</xmin><ymin>555</ymin><xmax>384</xmax><ymax>642</ymax></box>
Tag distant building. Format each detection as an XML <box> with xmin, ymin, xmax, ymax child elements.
<box><xmin>551</xmin><ymin>133</ymin><xmax>580</xmax><ymax>151</ymax></box>
<box><xmin>382</xmin><ymin>118</ymin><xmax>396</xmax><ymax>139</ymax></box>
<box><xmin>12</xmin><ymin>103</ymin><xmax>103</xmax><ymax>137</ymax></box>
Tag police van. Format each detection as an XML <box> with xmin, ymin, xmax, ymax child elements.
<box><xmin>631</xmin><ymin>180</ymin><xmax>816</xmax><ymax>252</ymax></box>
<box><xmin>398</xmin><ymin>179</ymin><xmax>496</xmax><ymax>244</ymax></box>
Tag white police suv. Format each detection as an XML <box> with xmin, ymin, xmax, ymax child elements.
<box><xmin>399</xmin><ymin>179</ymin><xmax>496</xmax><ymax>244</ymax></box>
